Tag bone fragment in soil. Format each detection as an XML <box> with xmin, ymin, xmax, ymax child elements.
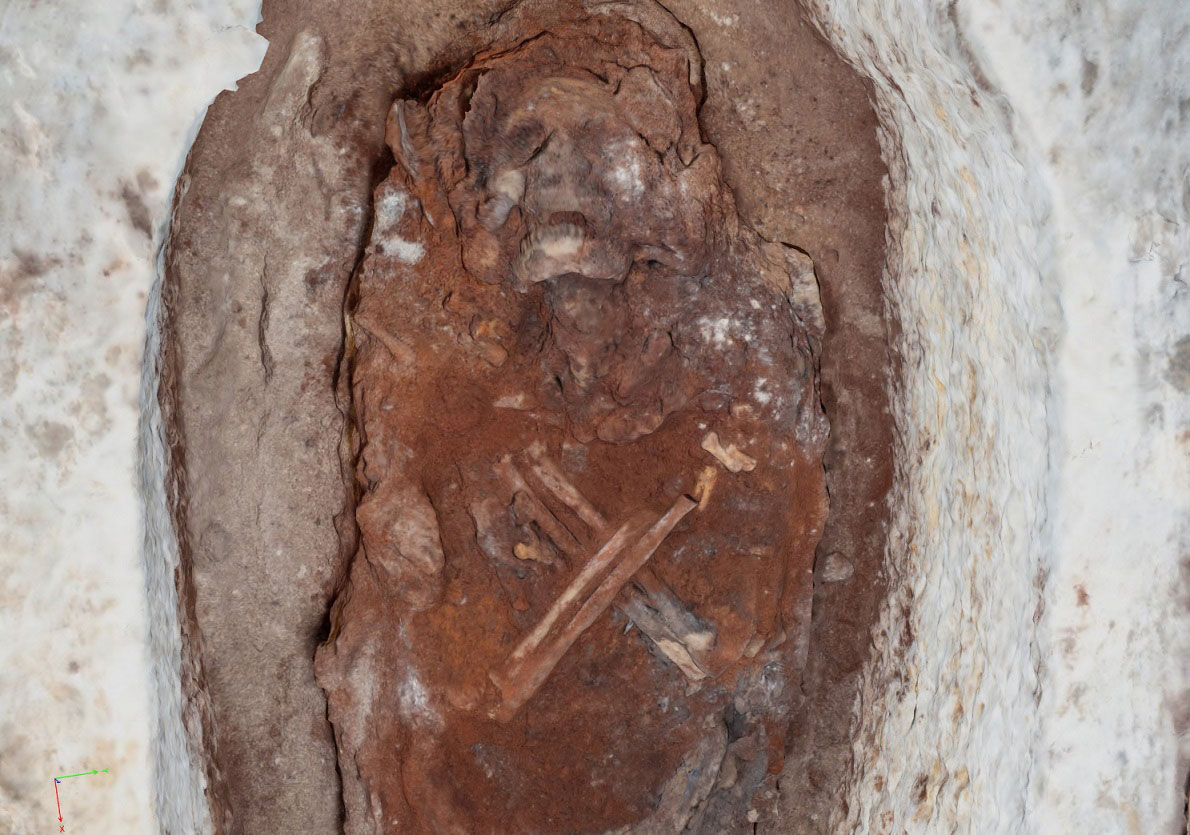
<box><xmin>700</xmin><ymin>431</ymin><xmax>757</xmax><ymax>473</ymax></box>
<box><xmin>490</xmin><ymin>495</ymin><xmax>697</xmax><ymax>720</ymax></box>
<box><xmin>525</xmin><ymin>441</ymin><xmax>608</xmax><ymax>531</ymax></box>
<box><xmin>507</xmin><ymin>448</ymin><xmax>723</xmax><ymax>681</ymax></box>
<box><xmin>693</xmin><ymin>465</ymin><xmax>718</xmax><ymax>510</ymax></box>
<box><xmin>619</xmin><ymin>587</ymin><xmax>712</xmax><ymax>681</ymax></box>
<box><xmin>496</xmin><ymin>455</ymin><xmax>581</xmax><ymax>555</ymax></box>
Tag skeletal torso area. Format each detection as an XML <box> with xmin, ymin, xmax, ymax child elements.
<box><xmin>336</xmin><ymin>240</ymin><xmax>821</xmax><ymax>827</ymax></box>
<box><xmin>318</xmin><ymin>8</ymin><xmax>826</xmax><ymax>831</ymax></box>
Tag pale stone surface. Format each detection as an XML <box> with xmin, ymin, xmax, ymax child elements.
<box><xmin>802</xmin><ymin>1</ymin><xmax>1189</xmax><ymax>832</ymax></box>
<box><xmin>0</xmin><ymin>2</ymin><xmax>265</xmax><ymax>832</ymax></box>
<box><xmin>966</xmin><ymin>4</ymin><xmax>1189</xmax><ymax>830</ymax></box>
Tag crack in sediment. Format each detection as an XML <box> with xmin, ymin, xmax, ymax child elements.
<box><xmin>257</xmin><ymin>256</ymin><xmax>274</xmax><ymax>384</ymax></box>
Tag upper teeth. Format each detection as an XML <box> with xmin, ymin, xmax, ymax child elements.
<box><xmin>519</xmin><ymin>223</ymin><xmax>585</xmax><ymax>257</ymax></box>
<box><xmin>514</xmin><ymin>223</ymin><xmax>587</xmax><ymax>284</ymax></box>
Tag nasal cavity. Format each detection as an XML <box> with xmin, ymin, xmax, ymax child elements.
<box><xmin>546</xmin><ymin>210</ymin><xmax>589</xmax><ymax>231</ymax></box>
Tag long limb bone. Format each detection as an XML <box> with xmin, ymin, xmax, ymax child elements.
<box><xmin>490</xmin><ymin>496</ymin><xmax>696</xmax><ymax>719</ymax></box>
<box><xmin>517</xmin><ymin>450</ymin><xmax>720</xmax><ymax>682</ymax></box>
<box><xmin>497</xmin><ymin>515</ymin><xmax>647</xmax><ymax>678</ymax></box>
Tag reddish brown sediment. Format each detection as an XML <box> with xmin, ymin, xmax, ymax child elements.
<box><xmin>163</xmin><ymin>0</ymin><xmax>889</xmax><ymax>830</ymax></box>
<box><xmin>313</xmin><ymin>3</ymin><xmax>831</xmax><ymax>830</ymax></box>
<box><xmin>490</xmin><ymin>499</ymin><xmax>694</xmax><ymax>722</ymax></box>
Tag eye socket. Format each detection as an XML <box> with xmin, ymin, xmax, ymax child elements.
<box><xmin>477</xmin><ymin>193</ymin><xmax>517</xmax><ymax>230</ymax></box>
<box><xmin>499</xmin><ymin>119</ymin><xmax>551</xmax><ymax>168</ymax></box>
<box><xmin>524</xmin><ymin>132</ymin><xmax>553</xmax><ymax>165</ymax></box>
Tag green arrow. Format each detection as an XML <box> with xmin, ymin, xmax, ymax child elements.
<box><xmin>54</xmin><ymin>770</ymin><xmax>103</xmax><ymax>780</ymax></box>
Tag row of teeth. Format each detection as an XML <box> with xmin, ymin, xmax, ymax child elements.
<box><xmin>517</xmin><ymin>222</ymin><xmax>586</xmax><ymax>258</ymax></box>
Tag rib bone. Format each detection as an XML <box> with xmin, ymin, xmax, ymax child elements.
<box><xmin>496</xmin><ymin>456</ymin><xmax>581</xmax><ymax>555</ymax></box>
<box><xmin>526</xmin><ymin>442</ymin><xmax>609</xmax><ymax>532</ymax></box>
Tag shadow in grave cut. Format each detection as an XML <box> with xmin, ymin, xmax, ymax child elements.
<box><xmin>315</xmin><ymin>1</ymin><xmax>829</xmax><ymax>830</ymax></box>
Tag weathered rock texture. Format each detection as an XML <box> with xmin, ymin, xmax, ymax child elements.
<box><xmin>312</xmin><ymin>3</ymin><xmax>829</xmax><ymax>831</ymax></box>
<box><xmin>159</xmin><ymin>4</ymin><xmax>510</xmax><ymax>831</ymax></box>
<box><xmin>159</xmin><ymin>31</ymin><xmax>363</xmax><ymax>832</ymax></box>
<box><xmin>161</xmin><ymin>0</ymin><xmax>889</xmax><ymax>831</ymax></box>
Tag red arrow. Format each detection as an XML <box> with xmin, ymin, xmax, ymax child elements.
<box><xmin>54</xmin><ymin>778</ymin><xmax>62</xmax><ymax>821</ymax></box>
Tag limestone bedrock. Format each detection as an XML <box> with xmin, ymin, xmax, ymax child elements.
<box><xmin>801</xmin><ymin>1</ymin><xmax>1190</xmax><ymax>832</ymax></box>
<box><xmin>0</xmin><ymin>1</ymin><xmax>265</xmax><ymax>833</ymax></box>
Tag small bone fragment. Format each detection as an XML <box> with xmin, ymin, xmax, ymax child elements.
<box><xmin>692</xmin><ymin>465</ymin><xmax>718</xmax><ymax>510</ymax></box>
<box><xmin>700</xmin><ymin>432</ymin><xmax>757</xmax><ymax>473</ymax></box>
<box><xmin>351</xmin><ymin>318</ymin><xmax>416</xmax><ymax>367</ymax></box>
<box><xmin>622</xmin><ymin>568</ymin><xmax>717</xmax><ymax>680</ymax></box>
<box><xmin>478</xmin><ymin>341</ymin><xmax>508</xmax><ymax>367</ymax></box>
<box><xmin>513</xmin><ymin>530</ymin><xmax>554</xmax><ymax>564</ymax></box>
<box><xmin>619</xmin><ymin>590</ymin><xmax>709</xmax><ymax>681</ymax></box>
<box><xmin>631</xmin><ymin>569</ymin><xmax>712</xmax><ymax>652</ymax></box>
<box><xmin>491</xmin><ymin>496</ymin><xmax>697</xmax><ymax>719</ymax></box>
<box><xmin>493</xmin><ymin>392</ymin><xmax>533</xmax><ymax>410</ymax></box>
